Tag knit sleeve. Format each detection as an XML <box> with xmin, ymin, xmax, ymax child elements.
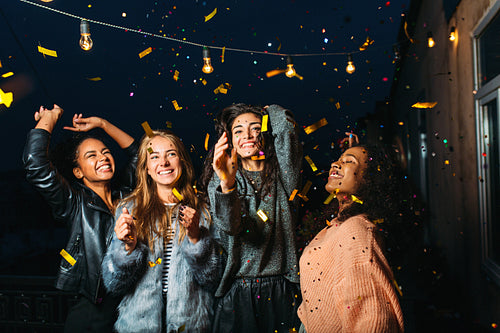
<box><xmin>336</xmin><ymin>217</ymin><xmax>403</xmax><ymax>332</ymax></box>
<box><xmin>208</xmin><ymin>174</ymin><xmax>242</xmax><ymax>236</ymax></box>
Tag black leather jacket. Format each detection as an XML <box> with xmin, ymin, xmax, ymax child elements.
<box><xmin>22</xmin><ymin>129</ymin><xmax>138</xmax><ymax>303</ymax></box>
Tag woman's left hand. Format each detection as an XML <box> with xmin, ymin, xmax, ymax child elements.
<box><xmin>179</xmin><ymin>205</ymin><xmax>201</xmax><ymax>244</ymax></box>
<box><xmin>63</xmin><ymin>114</ymin><xmax>105</xmax><ymax>132</ymax></box>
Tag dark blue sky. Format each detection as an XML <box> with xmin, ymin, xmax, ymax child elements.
<box><xmin>0</xmin><ymin>0</ymin><xmax>409</xmax><ymax>173</ymax></box>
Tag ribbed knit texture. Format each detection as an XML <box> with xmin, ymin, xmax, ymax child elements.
<box><xmin>298</xmin><ymin>215</ymin><xmax>404</xmax><ymax>333</ymax></box>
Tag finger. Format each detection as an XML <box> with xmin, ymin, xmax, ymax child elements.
<box><xmin>63</xmin><ymin>126</ymin><xmax>79</xmax><ymax>132</ymax></box>
<box><xmin>34</xmin><ymin>111</ymin><xmax>40</xmax><ymax>121</ymax></box>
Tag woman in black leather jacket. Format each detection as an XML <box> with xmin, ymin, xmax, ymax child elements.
<box><xmin>22</xmin><ymin>105</ymin><xmax>138</xmax><ymax>332</ymax></box>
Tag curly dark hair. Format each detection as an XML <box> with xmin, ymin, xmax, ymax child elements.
<box><xmin>198</xmin><ymin>103</ymin><xmax>279</xmax><ymax>203</ymax></box>
<box><xmin>336</xmin><ymin>143</ymin><xmax>405</xmax><ymax>226</ymax></box>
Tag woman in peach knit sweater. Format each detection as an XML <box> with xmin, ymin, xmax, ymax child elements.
<box><xmin>298</xmin><ymin>144</ymin><xmax>404</xmax><ymax>333</ymax></box>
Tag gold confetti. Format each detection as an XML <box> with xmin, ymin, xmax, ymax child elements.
<box><xmin>404</xmin><ymin>21</ymin><xmax>415</xmax><ymax>44</ymax></box>
<box><xmin>166</xmin><ymin>121</ymin><xmax>172</xmax><ymax>128</ymax></box>
<box><xmin>351</xmin><ymin>195</ymin><xmax>363</xmax><ymax>204</ymax></box>
<box><xmin>251</xmin><ymin>155</ymin><xmax>266</xmax><ymax>160</ymax></box>
<box><xmin>257</xmin><ymin>209</ymin><xmax>268</xmax><ymax>222</ymax></box>
<box><xmin>323</xmin><ymin>192</ymin><xmax>336</xmax><ymax>205</ymax></box>
<box><xmin>411</xmin><ymin>102</ymin><xmax>437</xmax><ymax>108</ymax></box>
<box><xmin>141</xmin><ymin>121</ymin><xmax>154</xmax><ymax>137</ymax></box>
<box><xmin>86</xmin><ymin>77</ymin><xmax>102</xmax><ymax>81</ymax></box>
<box><xmin>172</xmin><ymin>188</ymin><xmax>184</xmax><ymax>201</ymax></box>
<box><xmin>276</xmin><ymin>37</ymin><xmax>282</xmax><ymax>51</ymax></box>
<box><xmin>266</xmin><ymin>69</ymin><xmax>286</xmax><ymax>78</ymax></box>
<box><xmin>289</xmin><ymin>189</ymin><xmax>298</xmax><ymax>201</ymax></box>
<box><xmin>261</xmin><ymin>114</ymin><xmax>269</xmax><ymax>132</ymax></box>
<box><xmin>304</xmin><ymin>118</ymin><xmax>328</xmax><ymax>135</ymax></box>
<box><xmin>214</xmin><ymin>83</ymin><xmax>232</xmax><ymax>94</ymax></box>
<box><xmin>304</xmin><ymin>156</ymin><xmax>318</xmax><ymax>172</ymax></box>
<box><xmin>444</xmin><ymin>160</ymin><xmax>450</xmax><ymax>165</ymax></box>
<box><xmin>300</xmin><ymin>180</ymin><xmax>312</xmax><ymax>197</ymax></box>
<box><xmin>204</xmin><ymin>133</ymin><xmax>210</xmax><ymax>151</ymax></box>
<box><xmin>172</xmin><ymin>100</ymin><xmax>182</xmax><ymax>110</ymax></box>
<box><xmin>326</xmin><ymin>219</ymin><xmax>331</xmax><ymax>226</ymax></box>
<box><xmin>373</xmin><ymin>218</ymin><xmax>384</xmax><ymax>224</ymax></box>
<box><xmin>221</xmin><ymin>46</ymin><xmax>226</xmax><ymax>63</ymax></box>
<box><xmin>148</xmin><ymin>257</ymin><xmax>162</xmax><ymax>267</ymax></box>
<box><xmin>173</xmin><ymin>70</ymin><xmax>180</xmax><ymax>81</ymax></box>
<box><xmin>1</xmin><ymin>72</ymin><xmax>14</xmax><ymax>78</ymax></box>
<box><xmin>392</xmin><ymin>279</ymin><xmax>403</xmax><ymax>296</ymax></box>
<box><xmin>204</xmin><ymin>8</ymin><xmax>217</xmax><ymax>22</ymax></box>
<box><xmin>0</xmin><ymin>88</ymin><xmax>13</xmax><ymax>108</ymax></box>
<box><xmin>201</xmin><ymin>78</ymin><xmax>207</xmax><ymax>85</ymax></box>
<box><xmin>147</xmin><ymin>147</ymin><xmax>153</xmax><ymax>154</ymax></box>
<box><xmin>60</xmin><ymin>249</ymin><xmax>76</xmax><ymax>266</ymax></box>
<box><xmin>335</xmin><ymin>102</ymin><xmax>341</xmax><ymax>110</ymax></box>
<box><xmin>37</xmin><ymin>45</ymin><xmax>58</xmax><ymax>57</ymax></box>
<box><xmin>359</xmin><ymin>36</ymin><xmax>374</xmax><ymax>51</ymax></box>
<box><xmin>139</xmin><ymin>47</ymin><xmax>153</xmax><ymax>59</ymax></box>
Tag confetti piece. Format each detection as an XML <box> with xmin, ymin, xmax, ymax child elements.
<box><xmin>166</xmin><ymin>121</ymin><xmax>172</xmax><ymax>128</ymax></box>
<box><xmin>221</xmin><ymin>46</ymin><xmax>225</xmax><ymax>63</ymax></box>
<box><xmin>404</xmin><ymin>21</ymin><xmax>415</xmax><ymax>43</ymax></box>
<box><xmin>304</xmin><ymin>156</ymin><xmax>318</xmax><ymax>172</ymax></box>
<box><xmin>304</xmin><ymin>118</ymin><xmax>328</xmax><ymax>135</ymax></box>
<box><xmin>266</xmin><ymin>69</ymin><xmax>286</xmax><ymax>78</ymax></box>
<box><xmin>178</xmin><ymin>325</ymin><xmax>186</xmax><ymax>332</ymax></box>
<box><xmin>205</xmin><ymin>8</ymin><xmax>217</xmax><ymax>22</ymax></box>
<box><xmin>335</xmin><ymin>102</ymin><xmax>341</xmax><ymax>110</ymax></box>
<box><xmin>1</xmin><ymin>72</ymin><xmax>14</xmax><ymax>78</ymax></box>
<box><xmin>251</xmin><ymin>155</ymin><xmax>266</xmax><ymax>160</ymax></box>
<box><xmin>204</xmin><ymin>133</ymin><xmax>210</xmax><ymax>151</ymax></box>
<box><xmin>37</xmin><ymin>45</ymin><xmax>57</xmax><ymax>57</ymax></box>
<box><xmin>173</xmin><ymin>70</ymin><xmax>180</xmax><ymax>81</ymax></box>
<box><xmin>139</xmin><ymin>47</ymin><xmax>153</xmax><ymax>58</ymax></box>
<box><xmin>492</xmin><ymin>323</ymin><xmax>497</xmax><ymax>329</ymax></box>
<box><xmin>359</xmin><ymin>36</ymin><xmax>375</xmax><ymax>51</ymax></box>
<box><xmin>60</xmin><ymin>249</ymin><xmax>76</xmax><ymax>266</ymax></box>
<box><xmin>300</xmin><ymin>180</ymin><xmax>312</xmax><ymax>197</ymax></box>
<box><xmin>392</xmin><ymin>279</ymin><xmax>403</xmax><ymax>296</ymax></box>
<box><xmin>127</xmin><ymin>235</ymin><xmax>134</xmax><ymax>240</ymax></box>
<box><xmin>214</xmin><ymin>83</ymin><xmax>232</xmax><ymax>94</ymax></box>
<box><xmin>411</xmin><ymin>102</ymin><xmax>437</xmax><ymax>108</ymax></box>
<box><xmin>289</xmin><ymin>189</ymin><xmax>298</xmax><ymax>201</ymax></box>
<box><xmin>276</xmin><ymin>37</ymin><xmax>282</xmax><ymax>51</ymax></box>
<box><xmin>351</xmin><ymin>195</ymin><xmax>363</xmax><ymax>204</ymax></box>
<box><xmin>86</xmin><ymin>77</ymin><xmax>102</xmax><ymax>81</ymax></box>
<box><xmin>373</xmin><ymin>218</ymin><xmax>384</xmax><ymax>224</ymax></box>
<box><xmin>326</xmin><ymin>219</ymin><xmax>331</xmax><ymax>226</ymax></box>
<box><xmin>323</xmin><ymin>192</ymin><xmax>336</xmax><ymax>205</ymax></box>
<box><xmin>172</xmin><ymin>188</ymin><xmax>184</xmax><ymax>201</ymax></box>
<box><xmin>444</xmin><ymin>160</ymin><xmax>450</xmax><ymax>165</ymax></box>
<box><xmin>0</xmin><ymin>88</ymin><xmax>13</xmax><ymax>108</ymax></box>
<box><xmin>201</xmin><ymin>78</ymin><xmax>207</xmax><ymax>85</ymax></box>
<box><xmin>147</xmin><ymin>147</ymin><xmax>153</xmax><ymax>154</ymax></box>
<box><xmin>172</xmin><ymin>100</ymin><xmax>182</xmax><ymax>110</ymax></box>
<box><xmin>261</xmin><ymin>114</ymin><xmax>268</xmax><ymax>132</ymax></box>
<box><xmin>257</xmin><ymin>209</ymin><xmax>268</xmax><ymax>222</ymax></box>
<box><xmin>141</xmin><ymin>121</ymin><xmax>154</xmax><ymax>137</ymax></box>
<box><xmin>148</xmin><ymin>257</ymin><xmax>162</xmax><ymax>267</ymax></box>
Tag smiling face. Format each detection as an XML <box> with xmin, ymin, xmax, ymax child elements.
<box><xmin>146</xmin><ymin>136</ymin><xmax>182</xmax><ymax>190</ymax></box>
<box><xmin>73</xmin><ymin>138</ymin><xmax>115</xmax><ymax>187</ymax></box>
<box><xmin>231</xmin><ymin>112</ymin><xmax>262</xmax><ymax>159</ymax></box>
<box><xmin>325</xmin><ymin>146</ymin><xmax>368</xmax><ymax>196</ymax></box>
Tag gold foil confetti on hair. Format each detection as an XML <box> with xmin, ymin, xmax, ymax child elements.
<box><xmin>393</xmin><ymin>279</ymin><xmax>403</xmax><ymax>296</ymax></box>
<box><xmin>304</xmin><ymin>118</ymin><xmax>328</xmax><ymax>135</ymax></box>
<box><xmin>172</xmin><ymin>188</ymin><xmax>184</xmax><ymax>201</ymax></box>
<box><xmin>351</xmin><ymin>195</ymin><xmax>363</xmax><ymax>204</ymax></box>
<box><xmin>147</xmin><ymin>147</ymin><xmax>153</xmax><ymax>154</ymax></box>
<box><xmin>261</xmin><ymin>114</ymin><xmax>269</xmax><ymax>132</ymax></box>
<box><xmin>60</xmin><ymin>249</ymin><xmax>76</xmax><ymax>266</ymax></box>
<box><xmin>141</xmin><ymin>121</ymin><xmax>154</xmax><ymax>137</ymax></box>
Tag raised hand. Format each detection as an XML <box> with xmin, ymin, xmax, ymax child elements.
<box><xmin>213</xmin><ymin>132</ymin><xmax>238</xmax><ymax>193</ymax></box>
<box><xmin>340</xmin><ymin>132</ymin><xmax>360</xmax><ymax>150</ymax></box>
<box><xmin>114</xmin><ymin>207</ymin><xmax>137</xmax><ymax>253</ymax></box>
<box><xmin>63</xmin><ymin>114</ymin><xmax>104</xmax><ymax>133</ymax></box>
<box><xmin>34</xmin><ymin>104</ymin><xmax>64</xmax><ymax>133</ymax></box>
<box><xmin>179</xmin><ymin>205</ymin><xmax>201</xmax><ymax>244</ymax></box>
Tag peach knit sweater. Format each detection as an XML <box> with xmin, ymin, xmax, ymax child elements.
<box><xmin>298</xmin><ymin>215</ymin><xmax>404</xmax><ymax>333</ymax></box>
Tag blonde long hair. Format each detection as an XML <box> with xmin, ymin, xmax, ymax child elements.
<box><xmin>121</xmin><ymin>130</ymin><xmax>209</xmax><ymax>250</ymax></box>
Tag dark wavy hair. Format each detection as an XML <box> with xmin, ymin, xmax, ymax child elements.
<box><xmin>336</xmin><ymin>143</ymin><xmax>404</xmax><ymax>226</ymax></box>
<box><xmin>198</xmin><ymin>103</ymin><xmax>279</xmax><ymax>203</ymax></box>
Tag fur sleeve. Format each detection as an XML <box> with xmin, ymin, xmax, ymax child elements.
<box><xmin>101</xmin><ymin>235</ymin><xmax>149</xmax><ymax>297</ymax></box>
<box><xmin>179</xmin><ymin>226</ymin><xmax>221</xmax><ymax>292</ymax></box>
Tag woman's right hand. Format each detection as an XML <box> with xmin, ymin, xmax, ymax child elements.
<box><xmin>114</xmin><ymin>207</ymin><xmax>137</xmax><ymax>253</ymax></box>
<box><xmin>213</xmin><ymin>132</ymin><xmax>237</xmax><ymax>193</ymax></box>
<box><xmin>34</xmin><ymin>104</ymin><xmax>64</xmax><ymax>133</ymax></box>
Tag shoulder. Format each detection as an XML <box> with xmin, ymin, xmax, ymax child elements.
<box><xmin>338</xmin><ymin>215</ymin><xmax>376</xmax><ymax>240</ymax></box>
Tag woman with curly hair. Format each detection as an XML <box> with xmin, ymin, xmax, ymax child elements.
<box><xmin>297</xmin><ymin>144</ymin><xmax>404</xmax><ymax>333</ymax></box>
<box><xmin>102</xmin><ymin>130</ymin><xmax>220</xmax><ymax>332</ymax></box>
<box><xmin>199</xmin><ymin>103</ymin><xmax>302</xmax><ymax>332</ymax></box>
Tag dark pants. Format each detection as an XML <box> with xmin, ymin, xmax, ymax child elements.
<box><xmin>213</xmin><ymin>275</ymin><xmax>301</xmax><ymax>333</ymax></box>
<box><xmin>64</xmin><ymin>294</ymin><xmax>121</xmax><ymax>333</ymax></box>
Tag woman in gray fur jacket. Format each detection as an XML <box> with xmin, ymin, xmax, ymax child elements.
<box><xmin>102</xmin><ymin>130</ymin><xmax>220</xmax><ymax>333</ymax></box>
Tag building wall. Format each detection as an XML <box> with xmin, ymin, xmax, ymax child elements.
<box><xmin>391</xmin><ymin>0</ymin><xmax>499</xmax><ymax>326</ymax></box>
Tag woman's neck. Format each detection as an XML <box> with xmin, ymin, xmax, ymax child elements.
<box><xmin>156</xmin><ymin>185</ymin><xmax>178</xmax><ymax>204</ymax></box>
<box><xmin>85</xmin><ymin>181</ymin><xmax>114</xmax><ymax>211</ymax></box>
<box><xmin>241</xmin><ymin>158</ymin><xmax>264</xmax><ymax>171</ymax></box>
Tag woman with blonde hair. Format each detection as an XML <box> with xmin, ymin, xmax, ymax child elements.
<box><xmin>102</xmin><ymin>130</ymin><xmax>220</xmax><ymax>333</ymax></box>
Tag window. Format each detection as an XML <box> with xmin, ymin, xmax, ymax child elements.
<box><xmin>474</xmin><ymin>1</ymin><xmax>500</xmax><ymax>283</ymax></box>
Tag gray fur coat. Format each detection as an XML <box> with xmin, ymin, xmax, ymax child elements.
<box><xmin>102</xmin><ymin>202</ymin><xmax>220</xmax><ymax>333</ymax></box>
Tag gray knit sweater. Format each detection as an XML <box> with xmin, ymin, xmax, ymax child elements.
<box><xmin>208</xmin><ymin>104</ymin><xmax>302</xmax><ymax>297</ymax></box>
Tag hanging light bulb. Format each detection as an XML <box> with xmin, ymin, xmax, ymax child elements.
<box><xmin>449</xmin><ymin>27</ymin><xmax>456</xmax><ymax>41</ymax></box>
<box><xmin>346</xmin><ymin>54</ymin><xmax>355</xmax><ymax>74</ymax></box>
<box><xmin>79</xmin><ymin>20</ymin><xmax>93</xmax><ymax>51</ymax></box>
<box><xmin>202</xmin><ymin>46</ymin><xmax>214</xmax><ymax>74</ymax></box>
<box><xmin>285</xmin><ymin>56</ymin><xmax>296</xmax><ymax>78</ymax></box>
<box><xmin>427</xmin><ymin>32</ymin><xmax>435</xmax><ymax>48</ymax></box>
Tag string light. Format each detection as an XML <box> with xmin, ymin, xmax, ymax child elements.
<box><xmin>202</xmin><ymin>46</ymin><xmax>214</xmax><ymax>74</ymax></box>
<box><xmin>79</xmin><ymin>20</ymin><xmax>93</xmax><ymax>51</ymax></box>
<box><xmin>285</xmin><ymin>56</ymin><xmax>296</xmax><ymax>78</ymax></box>
<box><xmin>449</xmin><ymin>27</ymin><xmax>456</xmax><ymax>41</ymax></box>
<box><xmin>427</xmin><ymin>32</ymin><xmax>435</xmax><ymax>48</ymax></box>
<box><xmin>346</xmin><ymin>54</ymin><xmax>355</xmax><ymax>74</ymax></box>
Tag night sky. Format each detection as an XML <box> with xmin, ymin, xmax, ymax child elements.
<box><xmin>1</xmin><ymin>0</ymin><xmax>409</xmax><ymax>174</ymax></box>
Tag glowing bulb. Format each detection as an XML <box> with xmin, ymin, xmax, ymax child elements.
<box><xmin>79</xmin><ymin>20</ymin><xmax>93</xmax><ymax>51</ymax></box>
<box><xmin>285</xmin><ymin>56</ymin><xmax>296</xmax><ymax>78</ymax></box>
<box><xmin>346</xmin><ymin>54</ymin><xmax>355</xmax><ymax>74</ymax></box>
<box><xmin>427</xmin><ymin>32</ymin><xmax>435</xmax><ymax>48</ymax></box>
<box><xmin>202</xmin><ymin>46</ymin><xmax>214</xmax><ymax>74</ymax></box>
<box><xmin>449</xmin><ymin>27</ymin><xmax>456</xmax><ymax>41</ymax></box>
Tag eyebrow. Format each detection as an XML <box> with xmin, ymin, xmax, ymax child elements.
<box><xmin>149</xmin><ymin>149</ymin><xmax>177</xmax><ymax>154</ymax></box>
<box><xmin>84</xmin><ymin>148</ymin><xmax>109</xmax><ymax>157</ymax></box>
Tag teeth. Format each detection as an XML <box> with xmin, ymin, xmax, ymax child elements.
<box><xmin>98</xmin><ymin>165</ymin><xmax>110</xmax><ymax>171</ymax></box>
<box><xmin>242</xmin><ymin>143</ymin><xmax>254</xmax><ymax>148</ymax></box>
<box><xmin>159</xmin><ymin>170</ymin><xmax>173</xmax><ymax>175</ymax></box>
